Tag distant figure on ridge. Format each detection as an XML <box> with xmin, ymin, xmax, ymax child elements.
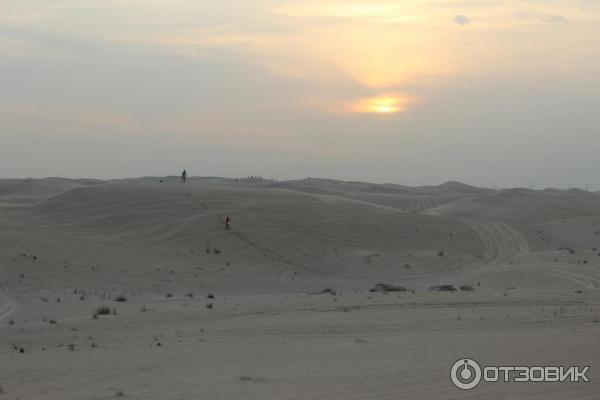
<box><xmin>181</xmin><ymin>169</ymin><xmax>187</xmax><ymax>183</ymax></box>
<box><xmin>225</xmin><ymin>216</ymin><xmax>231</xmax><ymax>231</ymax></box>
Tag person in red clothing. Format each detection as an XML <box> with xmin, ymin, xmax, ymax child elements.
<box><xmin>225</xmin><ymin>216</ymin><xmax>231</xmax><ymax>231</ymax></box>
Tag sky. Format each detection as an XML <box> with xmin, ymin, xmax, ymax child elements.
<box><xmin>1</xmin><ymin>0</ymin><xmax>599</xmax><ymax>188</ymax></box>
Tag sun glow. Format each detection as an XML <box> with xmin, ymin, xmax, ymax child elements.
<box><xmin>349</xmin><ymin>95</ymin><xmax>411</xmax><ymax>114</ymax></box>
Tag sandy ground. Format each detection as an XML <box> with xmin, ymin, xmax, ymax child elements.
<box><xmin>1</xmin><ymin>177</ymin><xmax>599</xmax><ymax>399</ymax></box>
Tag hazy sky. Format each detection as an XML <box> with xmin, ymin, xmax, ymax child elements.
<box><xmin>1</xmin><ymin>0</ymin><xmax>599</xmax><ymax>188</ymax></box>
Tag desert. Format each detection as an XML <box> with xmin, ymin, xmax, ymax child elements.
<box><xmin>1</xmin><ymin>176</ymin><xmax>599</xmax><ymax>399</ymax></box>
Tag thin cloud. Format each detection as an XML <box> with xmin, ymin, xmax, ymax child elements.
<box><xmin>454</xmin><ymin>14</ymin><xmax>470</xmax><ymax>25</ymax></box>
<box><xmin>541</xmin><ymin>14</ymin><xmax>567</xmax><ymax>23</ymax></box>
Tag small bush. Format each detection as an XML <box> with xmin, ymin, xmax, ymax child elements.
<box><xmin>115</xmin><ymin>294</ymin><xmax>127</xmax><ymax>302</ymax></box>
<box><xmin>460</xmin><ymin>284</ymin><xmax>475</xmax><ymax>292</ymax></box>
<box><xmin>166</xmin><ymin>293</ymin><xmax>173</xmax><ymax>298</ymax></box>
<box><xmin>320</xmin><ymin>288</ymin><xmax>337</xmax><ymax>295</ymax></box>
<box><xmin>96</xmin><ymin>306</ymin><xmax>111</xmax><ymax>315</ymax></box>
<box><xmin>370</xmin><ymin>283</ymin><xmax>406</xmax><ymax>293</ymax></box>
<box><xmin>429</xmin><ymin>284</ymin><xmax>457</xmax><ymax>292</ymax></box>
<box><xmin>437</xmin><ymin>250</ymin><xmax>445</xmax><ymax>257</ymax></box>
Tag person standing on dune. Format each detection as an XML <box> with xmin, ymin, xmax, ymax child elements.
<box><xmin>181</xmin><ymin>169</ymin><xmax>187</xmax><ymax>183</ymax></box>
<box><xmin>225</xmin><ymin>216</ymin><xmax>231</xmax><ymax>231</ymax></box>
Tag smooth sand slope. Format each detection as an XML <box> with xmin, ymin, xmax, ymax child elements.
<box><xmin>1</xmin><ymin>177</ymin><xmax>599</xmax><ymax>399</ymax></box>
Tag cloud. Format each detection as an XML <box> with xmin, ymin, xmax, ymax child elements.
<box><xmin>541</xmin><ymin>14</ymin><xmax>567</xmax><ymax>23</ymax></box>
<box><xmin>454</xmin><ymin>14</ymin><xmax>470</xmax><ymax>25</ymax></box>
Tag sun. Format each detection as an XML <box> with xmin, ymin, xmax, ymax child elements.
<box><xmin>349</xmin><ymin>94</ymin><xmax>410</xmax><ymax>114</ymax></box>
<box><xmin>368</xmin><ymin>97</ymin><xmax>402</xmax><ymax>113</ymax></box>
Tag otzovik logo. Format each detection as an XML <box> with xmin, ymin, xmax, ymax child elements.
<box><xmin>450</xmin><ymin>358</ymin><xmax>482</xmax><ymax>389</ymax></box>
<box><xmin>450</xmin><ymin>358</ymin><xmax>590</xmax><ymax>390</ymax></box>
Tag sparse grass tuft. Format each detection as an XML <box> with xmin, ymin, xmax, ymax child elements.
<box><xmin>558</xmin><ymin>246</ymin><xmax>576</xmax><ymax>254</ymax></box>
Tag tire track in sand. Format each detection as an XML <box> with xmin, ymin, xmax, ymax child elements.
<box><xmin>0</xmin><ymin>283</ymin><xmax>17</xmax><ymax>324</ymax></box>
<box><xmin>465</xmin><ymin>218</ymin><xmax>530</xmax><ymax>265</ymax></box>
<box><xmin>465</xmin><ymin>218</ymin><xmax>600</xmax><ymax>288</ymax></box>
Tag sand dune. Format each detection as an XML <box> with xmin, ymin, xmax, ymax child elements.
<box><xmin>0</xmin><ymin>177</ymin><xmax>599</xmax><ymax>399</ymax></box>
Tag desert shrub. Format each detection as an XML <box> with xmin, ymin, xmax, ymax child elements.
<box><xmin>370</xmin><ymin>283</ymin><xmax>406</xmax><ymax>293</ymax></box>
<box><xmin>429</xmin><ymin>284</ymin><xmax>457</xmax><ymax>292</ymax></box>
<box><xmin>459</xmin><ymin>284</ymin><xmax>475</xmax><ymax>292</ymax></box>
<box><xmin>115</xmin><ymin>294</ymin><xmax>127</xmax><ymax>302</ymax></box>
<box><xmin>96</xmin><ymin>306</ymin><xmax>111</xmax><ymax>315</ymax></box>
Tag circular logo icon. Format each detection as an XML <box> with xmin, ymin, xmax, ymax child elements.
<box><xmin>450</xmin><ymin>358</ymin><xmax>482</xmax><ymax>390</ymax></box>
